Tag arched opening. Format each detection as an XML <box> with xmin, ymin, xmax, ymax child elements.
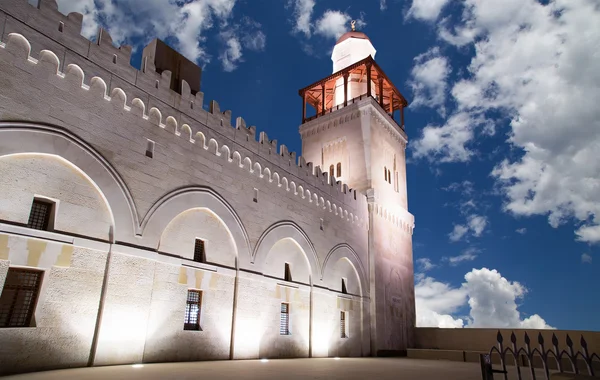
<box><xmin>0</xmin><ymin>153</ymin><xmax>113</xmax><ymax>240</ymax></box>
<box><xmin>336</xmin><ymin>162</ymin><xmax>342</xmax><ymax>178</ymax></box>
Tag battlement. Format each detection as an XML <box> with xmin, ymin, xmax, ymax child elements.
<box><xmin>0</xmin><ymin>2</ymin><xmax>373</xmax><ymax>229</ymax></box>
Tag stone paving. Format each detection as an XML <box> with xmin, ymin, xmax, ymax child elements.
<box><xmin>3</xmin><ymin>358</ymin><xmax>486</xmax><ymax>380</ymax></box>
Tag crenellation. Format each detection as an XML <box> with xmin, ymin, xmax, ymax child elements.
<box><xmin>88</xmin><ymin>28</ymin><xmax>136</xmax><ymax>84</ymax></box>
<box><xmin>210</xmin><ymin>99</ymin><xmax>220</xmax><ymax>114</ymax></box>
<box><xmin>0</xmin><ymin>11</ymin><xmax>5</xmax><ymax>41</ymax></box>
<box><xmin>31</xmin><ymin>0</ymin><xmax>88</xmax><ymax>56</ymax></box>
<box><xmin>2</xmin><ymin>0</ymin><xmax>371</xmax><ymax>218</ymax></box>
<box><xmin>0</xmin><ymin>21</ymin><xmax>371</xmax><ymax>234</ymax></box>
<box><xmin>3</xmin><ymin>16</ymin><xmax>66</xmax><ymax>64</ymax></box>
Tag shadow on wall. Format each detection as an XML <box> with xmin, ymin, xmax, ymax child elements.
<box><xmin>259</xmin><ymin>336</ymin><xmax>308</xmax><ymax>359</ymax></box>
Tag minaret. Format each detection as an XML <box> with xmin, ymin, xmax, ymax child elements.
<box><xmin>299</xmin><ymin>22</ymin><xmax>415</xmax><ymax>356</ymax></box>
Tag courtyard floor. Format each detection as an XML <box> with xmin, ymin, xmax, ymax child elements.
<box><xmin>3</xmin><ymin>358</ymin><xmax>494</xmax><ymax>380</ymax></box>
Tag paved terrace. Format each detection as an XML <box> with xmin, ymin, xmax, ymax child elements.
<box><xmin>2</xmin><ymin>358</ymin><xmax>555</xmax><ymax>380</ymax></box>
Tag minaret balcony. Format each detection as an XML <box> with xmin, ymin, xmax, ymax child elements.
<box><xmin>299</xmin><ymin>56</ymin><xmax>408</xmax><ymax>130</ymax></box>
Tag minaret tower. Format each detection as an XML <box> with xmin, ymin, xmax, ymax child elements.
<box><xmin>299</xmin><ymin>22</ymin><xmax>415</xmax><ymax>356</ymax></box>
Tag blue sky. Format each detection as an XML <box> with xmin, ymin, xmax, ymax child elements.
<box><xmin>53</xmin><ymin>0</ymin><xmax>600</xmax><ymax>331</ymax></box>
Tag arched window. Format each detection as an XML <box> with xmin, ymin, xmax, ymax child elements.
<box><xmin>329</xmin><ymin>165</ymin><xmax>334</xmax><ymax>178</ymax></box>
<box><xmin>384</xmin><ymin>167</ymin><xmax>387</xmax><ymax>182</ymax></box>
<box><xmin>336</xmin><ymin>162</ymin><xmax>342</xmax><ymax>178</ymax></box>
<box><xmin>388</xmin><ymin>170</ymin><xmax>391</xmax><ymax>184</ymax></box>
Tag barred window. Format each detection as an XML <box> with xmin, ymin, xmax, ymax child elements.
<box><xmin>340</xmin><ymin>311</ymin><xmax>348</xmax><ymax>338</ymax></box>
<box><xmin>284</xmin><ymin>263</ymin><xmax>292</xmax><ymax>282</ymax></box>
<box><xmin>194</xmin><ymin>239</ymin><xmax>206</xmax><ymax>263</ymax></box>
<box><xmin>280</xmin><ymin>303</ymin><xmax>290</xmax><ymax>335</ymax></box>
<box><xmin>183</xmin><ymin>290</ymin><xmax>202</xmax><ymax>331</ymax></box>
<box><xmin>0</xmin><ymin>268</ymin><xmax>43</xmax><ymax>328</ymax></box>
<box><xmin>27</xmin><ymin>199</ymin><xmax>53</xmax><ymax>231</ymax></box>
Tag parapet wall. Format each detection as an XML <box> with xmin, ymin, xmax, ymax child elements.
<box><xmin>0</xmin><ymin>0</ymin><xmax>370</xmax><ymax>228</ymax></box>
<box><xmin>414</xmin><ymin>328</ymin><xmax>600</xmax><ymax>355</ymax></box>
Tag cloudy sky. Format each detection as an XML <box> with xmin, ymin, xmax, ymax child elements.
<box><xmin>48</xmin><ymin>0</ymin><xmax>600</xmax><ymax>331</ymax></box>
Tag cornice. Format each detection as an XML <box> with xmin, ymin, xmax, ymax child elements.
<box><xmin>299</xmin><ymin>97</ymin><xmax>408</xmax><ymax>149</ymax></box>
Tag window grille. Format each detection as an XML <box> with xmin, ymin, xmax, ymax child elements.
<box><xmin>341</xmin><ymin>278</ymin><xmax>348</xmax><ymax>294</ymax></box>
<box><xmin>0</xmin><ymin>268</ymin><xmax>43</xmax><ymax>328</ymax></box>
<box><xmin>336</xmin><ymin>162</ymin><xmax>342</xmax><ymax>178</ymax></box>
<box><xmin>340</xmin><ymin>311</ymin><xmax>348</xmax><ymax>338</ymax></box>
<box><xmin>284</xmin><ymin>263</ymin><xmax>292</xmax><ymax>282</ymax></box>
<box><xmin>194</xmin><ymin>239</ymin><xmax>206</xmax><ymax>263</ymax></box>
<box><xmin>280</xmin><ymin>303</ymin><xmax>290</xmax><ymax>335</ymax></box>
<box><xmin>27</xmin><ymin>199</ymin><xmax>53</xmax><ymax>231</ymax></box>
<box><xmin>183</xmin><ymin>290</ymin><xmax>202</xmax><ymax>330</ymax></box>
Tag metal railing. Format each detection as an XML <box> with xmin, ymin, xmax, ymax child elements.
<box><xmin>480</xmin><ymin>331</ymin><xmax>600</xmax><ymax>379</ymax></box>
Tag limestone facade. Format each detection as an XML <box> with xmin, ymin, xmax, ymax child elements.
<box><xmin>0</xmin><ymin>0</ymin><xmax>415</xmax><ymax>375</ymax></box>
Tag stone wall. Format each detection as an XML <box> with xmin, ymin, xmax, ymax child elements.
<box><xmin>0</xmin><ymin>0</ymin><xmax>378</xmax><ymax>375</ymax></box>
<box><xmin>414</xmin><ymin>328</ymin><xmax>600</xmax><ymax>355</ymax></box>
<box><xmin>0</xmin><ymin>234</ymin><xmax>108</xmax><ymax>374</ymax></box>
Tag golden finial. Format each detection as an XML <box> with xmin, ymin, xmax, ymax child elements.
<box><xmin>351</xmin><ymin>20</ymin><xmax>356</xmax><ymax>31</ymax></box>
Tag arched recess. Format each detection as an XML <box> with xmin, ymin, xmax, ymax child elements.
<box><xmin>140</xmin><ymin>187</ymin><xmax>252</xmax><ymax>268</ymax></box>
<box><xmin>157</xmin><ymin>207</ymin><xmax>237</xmax><ymax>268</ymax></box>
<box><xmin>0</xmin><ymin>122</ymin><xmax>138</xmax><ymax>242</ymax></box>
<box><xmin>321</xmin><ymin>244</ymin><xmax>368</xmax><ymax>298</ymax></box>
<box><xmin>0</xmin><ymin>153</ymin><xmax>113</xmax><ymax>240</ymax></box>
<box><xmin>253</xmin><ymin>221</ymin><xmax>320</xmax><ymax>283</ymax></box>
<box><xmin>263</xmin><ymin>238</ymin><xmax>311</xmax><ymax>285</ymax></box>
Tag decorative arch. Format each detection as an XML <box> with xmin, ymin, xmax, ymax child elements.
<box><xmin>140</xmin><ymin>186</ymin><xmax>252</xmax><ymax>268</ymax></box>
<box><xmin>0</xmin><ymin>122</ymin><xmax>138</xmax><ymax>242</ymax></box>
<box><xmin>252</xmin><ymin>221</ymin><xmax>320</xmax><ymax>283</ymax></box>
<box><xmin>322</xmin><ymin>243</ymin><xmax>368</xmax><ymax>297</ymax></box>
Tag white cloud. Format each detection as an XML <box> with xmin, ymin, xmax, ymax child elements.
<box><xmin>219</xmin><ymin>32</ymin><xmax>243</xmax><ymax>72</ymax></box>
<box><xmin>582</xmin><ymin>253</ymin><xmax>592</xmax><ymax>264</ymax></box>
<box><xmin>55</xmin><ymin>0</ymin><xmax>262</xmax><ymax>71</ymax></box>
<box><xmin>288</xmin><ymin>0</ymin><xmax>315</xmax><ymax>37</ymax></box>
<box><xmin>516</xmin><ymin>228</ymin><xmax>527</xmax><ymax>235</ymax></box>
<box><xmin>468</xmin><ymin>215</ymin><xmax>487</xmax><ymax>237</ymax></box>
<box><xmin>443</xmin><ymin>180</ymin><xmax>474</xmax><ymax>195</ymax></box>
<box><xmin>417</xmin><ymin>257</ymin><xmax>436</xmax><ymax>271</ymax></box>
<box><xmin>449</xmin><ymin>224</ymin><xmax>469</xmax><ymax>242</ymax></box>
<box><xmin>409</xmin><ymin>47</ymin><xmax>451</xmax><ymax>115</ymax></box>
<box><xmin>407</xmin><ymin>0</ymin><xmax>451</xmax><ymax>21</ymax></box>
<box><xmin>411</xmin><ymin>0</ymin><xmax>600</xmax><ymax>243</ymax></box>
<box><xmin>411</xmin><ymin>112</ymin><xmax>479</xmax><ymax>163</ymax></box>
<box><xmin>380</xmin><ymin>0</ymin><xmax>387</xmax><ymax>11</ymax></box>
<box><xmin>219</xmin><ymin>19</ymin><xmax>266</xmax><ymax>71</ymax></box>
<box><xmin>464</xmin><ymin>269</ymin><xmax>553</xmax><ymax>329</ymax></box>
<box><xmin>449</xmin><ymin>214</ymin><xmax>488</xmax><ymax>242</ymax></box>
<box><xmin>415</xmin><ymin>275</ymin><xmax>468</xmax><ymax>328</ymax></box>
<box><xmin>314</xmin><ymin>10</ymin><xmax>352</xmax><ymax>40</ymax></box>
<box><xmin>286</xmin><ymin>3</ymin><xmax>367</xmax><ymax>53</ymax></box>
<box><xmin>416</xmin><ymin>268</ymin><xmax>554</xmax><ymax>329</ymax></box>
<box><xmin>445</xmin><ymin>248</ymin><xmax>479</xmax><ymax>265</ymax></box>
